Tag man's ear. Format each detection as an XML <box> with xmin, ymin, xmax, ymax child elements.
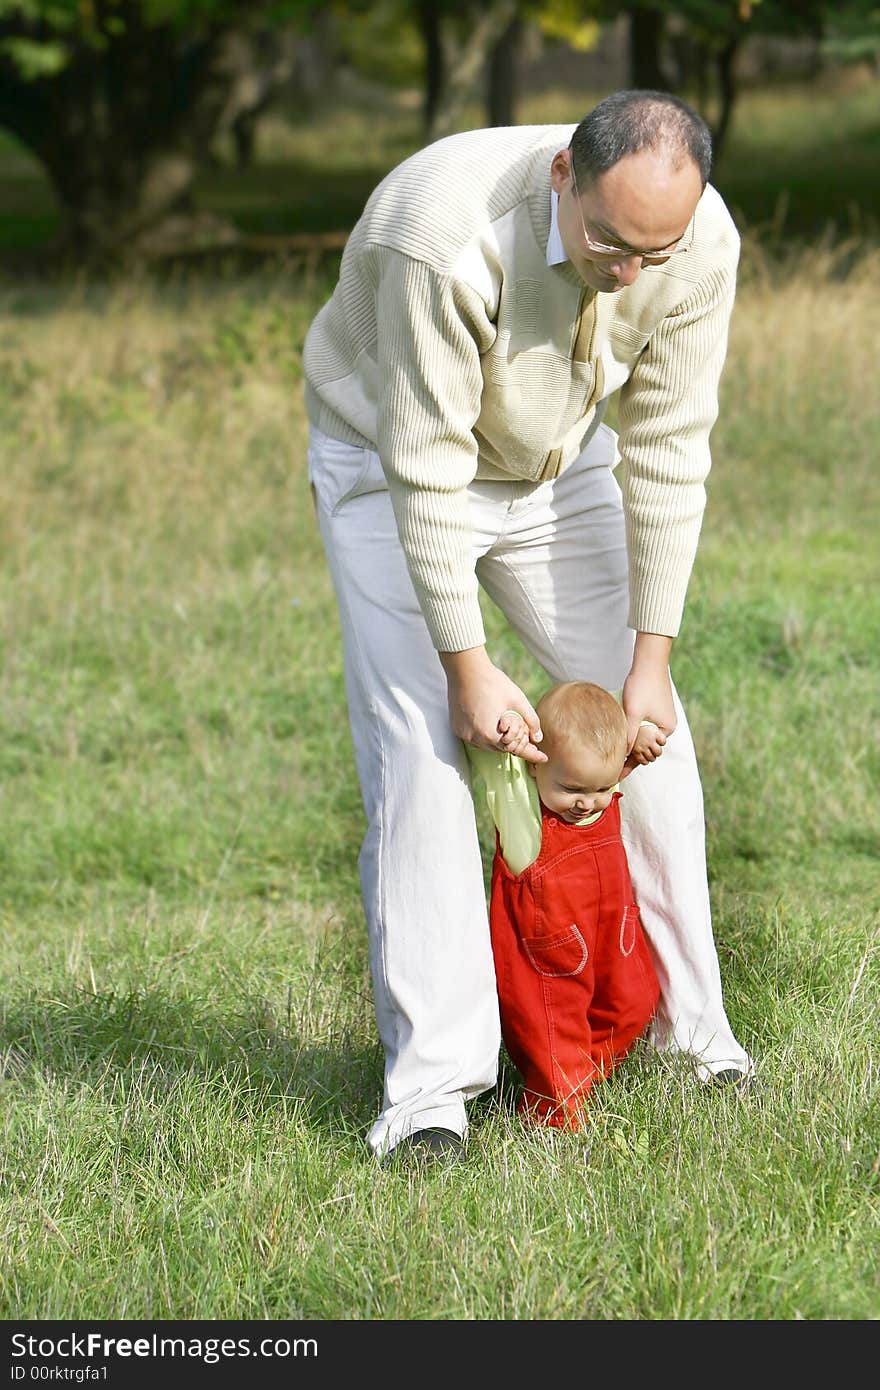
<box><xmin>550</xmin><ymin>149</ymin><xmax>572</xmax><ymax>196</ymax></box>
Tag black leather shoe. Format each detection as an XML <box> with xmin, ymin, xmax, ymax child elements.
<box><xmin>384</xmin><ymin>1127</ymin><xmax>467</xmax><ymax>1167</ymax></box>
<box><xmin>710</xmin><ymin>1068</ymin><xmax>754</xmax><ymax>1088</ymax></box>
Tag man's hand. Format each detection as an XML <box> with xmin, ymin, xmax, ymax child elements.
<box><xmin>439</xmin><ymin>646</ymin><xmax>548</xmax><ymax>764</ymax></box>
<box><xmin>620</xmin><ymin>631</ymin><xmax>676</xmax><ymax>779</ymax></box>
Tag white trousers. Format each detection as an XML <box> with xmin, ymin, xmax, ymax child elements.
<box><xmin>307</xmin><ymin>422</ymin><xmax>753</xmax><ymax>1156</ymax></box>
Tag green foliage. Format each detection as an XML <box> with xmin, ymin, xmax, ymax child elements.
<box><xmin>528</xmin><ymin>0</ymin><xmax>601</xmax><ymax>51</ymax></box>
<box><xmin>0</xmin><ymin>33</ymin><xmax>65</xmax><ymax>72</ymax></box>
<box><xmin>329</xmin><ymin>0</ymin><xmax>423</xmax><ymax>87</ymax></box>
<box><xmin>0</xmin><ymin>0</ymin><xmax>316</xmax><ymax>26</ymax></box>
<box><xmin>821</xmin><ymin>2</ymin><xmax>880</xmax><ymax>62</ymax></box>
<box><xmin>0</xmin><ymin>0</ymin><xmax>321</xmax><ymax>79</ymax></box>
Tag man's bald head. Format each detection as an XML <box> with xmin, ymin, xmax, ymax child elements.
<box><xmin>570</xmin><ymin>89</ymin><xmax>713</xmax><ymax>189</ymax></box>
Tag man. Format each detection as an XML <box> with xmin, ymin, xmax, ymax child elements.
<box><xmin>303</xmin><ymin>89</ymin><xmax>753</xmax><ymax>1165</ymax></box>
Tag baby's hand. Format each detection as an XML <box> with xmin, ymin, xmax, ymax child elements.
<box><xmin>625</xmin><ymin>720</ymin><xmax>666</xmax><ymax>768</ymax></box>
<box><xmin>496</xmin><ymin>708</ymin><xmax>533</xmax><ymax>758</ymax></box>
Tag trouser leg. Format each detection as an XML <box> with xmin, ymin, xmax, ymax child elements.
<box><xmin>474</xmin><ymin>424</ymin><xmax>753</xmax><ymax>1079</ymax></box>
<box><xmin>613</xmin><ymin>711</ymin><xmax>748</xmax><ymax>1074</ymax></box>
<box><xmin>308</xmin><ymin>430</ymin><xmax>500</xmax><ymax>1156</ymax></box>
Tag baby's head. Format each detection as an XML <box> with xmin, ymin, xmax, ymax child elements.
<box><xmin>530</xmin><ymin>681</ymin><xmax>628</xmax><ymax>822</ymax></box>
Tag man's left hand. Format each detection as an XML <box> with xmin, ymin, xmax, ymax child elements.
<box><xmin>619</xmin><ymin>631</ymin><xmax>676</xmax><ymax>780</ymax></box>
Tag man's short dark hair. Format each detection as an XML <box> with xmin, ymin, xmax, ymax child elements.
<box><xmin>570</xmin><ymin>89</ymin><xmax>713</xmax><ymax>187</ymax></box>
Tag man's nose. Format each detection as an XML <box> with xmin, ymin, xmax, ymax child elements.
<box><xmin>608</xmin><ymin>253</ymin><xmax>643</xmax><ymax>286</ymax></box>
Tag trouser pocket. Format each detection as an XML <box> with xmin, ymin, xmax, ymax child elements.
<box><xmin>307</xmin><ymin>427</ymin><xmax>387</xmax><ymax>515</ymax></box>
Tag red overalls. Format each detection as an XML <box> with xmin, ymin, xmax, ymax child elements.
<box><xmin>489</xmin><ymin>791</ymin><xmax>659</xmax><ymax>1129</ymax></box>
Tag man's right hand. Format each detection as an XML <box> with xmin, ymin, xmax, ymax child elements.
<box><xmin>439</xmin><ymin>646</ymin><xmax>547</xmax><ymax>764</ymax></box>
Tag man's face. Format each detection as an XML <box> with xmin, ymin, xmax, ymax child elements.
<box><xmin>550</xmin><ymin>147</ymin><xmax>703</xmax><ymax>292</ymax></box>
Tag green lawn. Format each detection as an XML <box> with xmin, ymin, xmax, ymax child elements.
<box><xmin>0</xmin><ymin>81</ymin><xmax>878</xmax><ymax>1321</ymax></box>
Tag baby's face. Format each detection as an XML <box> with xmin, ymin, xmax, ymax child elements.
<box><xmin>530</xmin><ymin>740</ymin><xmax>622</xmax><ymax>823</ymax></box>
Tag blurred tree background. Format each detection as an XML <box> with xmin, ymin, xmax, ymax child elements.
<box><xmin>0</xmin><ymin>0</ymin><xmax>877</xmax><ymax>267</ymax></box>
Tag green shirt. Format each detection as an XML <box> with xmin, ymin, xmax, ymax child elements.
<box><xmin>466</xmin><ymin>746</ymin><xmax>606</xmax><ymax>875</ymax></box>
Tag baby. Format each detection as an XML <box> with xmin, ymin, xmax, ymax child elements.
<box><xmin>468</xmin><ymin>681</ymin><xmax>664</xmax><ymax>1128</ymax></box>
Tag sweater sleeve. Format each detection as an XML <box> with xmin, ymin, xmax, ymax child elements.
<box><xmin>375</xmin><ymin>250</ymin><xmax>494</xmax><ymax>653</ymax></box>
<box><xmin>616</xmin><ymin>254</ymin><xmax>738</xmax><ymax>637</ymax></box>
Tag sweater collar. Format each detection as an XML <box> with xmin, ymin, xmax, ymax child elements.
<box><xmin>547</xmin><ymin>191</ymin><xmax>566</xmax><ymax>266</ymax></box>
<box><xmin>526</xmin><ymin>146</ymin><xmax>585</xmax><ymax>288</ymax></box>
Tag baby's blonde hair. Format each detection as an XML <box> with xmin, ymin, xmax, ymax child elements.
<box><xmin>536</xmin><ymin>681</ymin><xmax>627</xmax><ymax>766</ymax></box>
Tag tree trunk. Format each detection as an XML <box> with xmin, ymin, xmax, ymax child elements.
<box><xmin>628</xmin><ymin>5</ymin><xmax>668</xmax><ymax>90</ymax></box>
<box><xmin>214</xmin><ymin>27</ymin><xmax>300</xmax><ymax>169</ymax></box>
<box><xmin>0</xmin><ymin>21</ymin><xmax>290</xmax><ymax>262</ymax></box>
<box><xmin>711</xmin><ymin>39</ymin><xmax>740</xmax><ymax>163</ymax></box>
<box><xmin>417</xmin><ymin>0</ymin><xmax>447</xmax><ymax>135</ymax></box>
<box><xmin>486</xmin><ymin>14</ymin><xmax>522</xmax><ymax>126</ymax></box>
<box><xmin>427</xmin><ymin>0</ymin><xmax>519</xmax><ymax>143</ymax></box>
<box><xmin>694</xmin><ymin>40</ymin><xmax>712</xmax><ymax>116</ymax></box>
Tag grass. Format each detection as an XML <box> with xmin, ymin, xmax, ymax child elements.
<box><xmin>0</xmin><ymin>83</ymin><xmax>879</xmax><ymax>1322</ymax></box>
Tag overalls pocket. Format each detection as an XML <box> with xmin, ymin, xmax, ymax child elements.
<box><xmin>523</xmin><ymin>924</ymin><xmax>588</xmax><ymax>978</ymax></box>
<box><xmin>619</xmin><ymin>903</ymin><xmax>641</xmax><ymax>957</ymax></box>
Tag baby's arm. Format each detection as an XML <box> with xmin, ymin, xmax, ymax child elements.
<box><xmin>497</xmin><ymin>708</ymin><xmax>533</xmax><ymax>758</ymax></box>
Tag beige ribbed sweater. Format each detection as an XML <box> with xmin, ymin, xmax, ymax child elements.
<box><xmin>303</xmin><ymin>124</ymin><xmax>739</xmax><ymax>651</ymax></box>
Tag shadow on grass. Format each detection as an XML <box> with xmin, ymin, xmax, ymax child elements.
<box><xmin>0</xmin><ymin>982</ymin><xmax>385</xmax><ymax>1143</ymax></box>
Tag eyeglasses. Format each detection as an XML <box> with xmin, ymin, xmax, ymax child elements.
<box><xmin>569</xmin><ymin>159</ymin><xmax>694</xmax><ymax>266</ymax></box>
